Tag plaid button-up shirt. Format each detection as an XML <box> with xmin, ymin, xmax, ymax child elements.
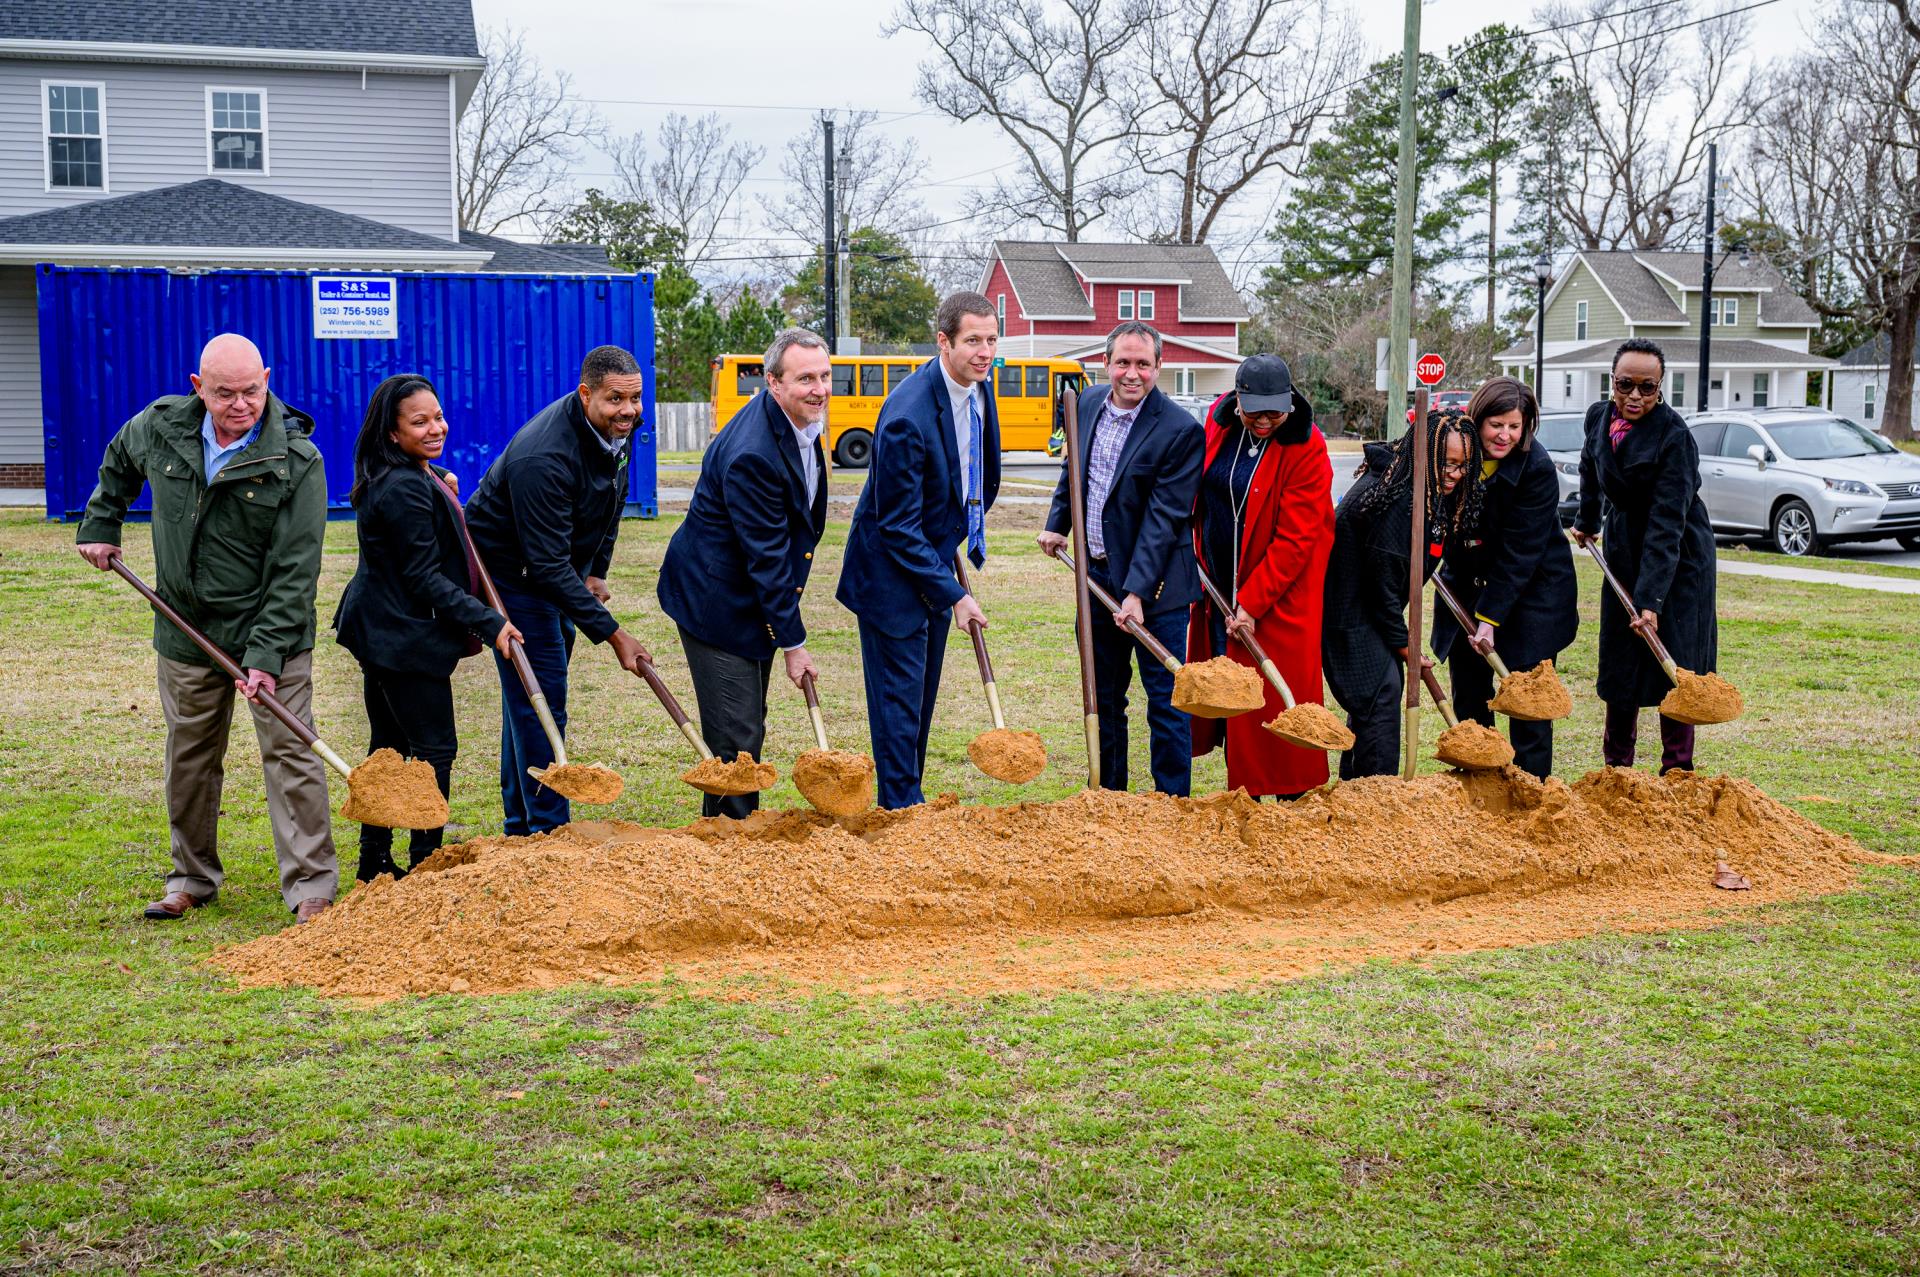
<box><xmin>1085</xmin><ymin>396</ymin><xmax>1141</xmax><ymax>558</ymax></box>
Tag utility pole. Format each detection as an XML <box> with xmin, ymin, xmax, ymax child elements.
<box><xmin>1385</xmin><ymin>0</ymin><xmax>1421</xmax><ymax>438</ymax></box>
<box><xmin>822</xmin><ymin>115</ymin><xmax>838</xmax><ymax>355</ymax></box>
<box><xmin>835</xmin><ymin>142</ymin><xmax>852</xmax><ymax>350</ymax></box>
<box><xmin>1696</xmin><ymin>140</ymin><xmax>1716</xmax><ymax>413</ymax></box>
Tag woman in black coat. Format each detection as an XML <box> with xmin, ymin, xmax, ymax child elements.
<box><xmin>1572</xmin><ymin>338</ymin><xmax>1717</xmax><ymax>773</ymax></box>
<box><xmin>1324</xmin><ymin>410</ymin><xmax>1485</xmax><ymax>779</ymax></box>
<box><xmin>1431</xmin><ymin>376</ymin><xmax>1578</xmax><ymax>778</ymax></box>
<box><xmin>335</xmin><ymin>374</ymin><xmax>519</xmax><ymax>881</ymax></box>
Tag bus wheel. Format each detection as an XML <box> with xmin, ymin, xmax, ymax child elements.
<box><xmin>834</xmin><ymin>429</ymin><xmax>874</xmax><ymax>469</ymax></box>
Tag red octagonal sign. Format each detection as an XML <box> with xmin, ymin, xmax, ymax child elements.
<box><xmin>1415</xmin><ymin>352</ymin><xmax>1447</xmax><ymax>386</ymax></box>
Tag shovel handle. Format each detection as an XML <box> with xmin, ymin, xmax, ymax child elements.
<box><xmin>953</xmin><ymin>556</ymin><xmax>1006</xmax><ymax>728</ymax></box>
<box><xmin>108</xmin><ymin>557</ymin><xmax>354</xmax><ymax>779</ymax></box>
<box><xmin>1421</xmin><ymin>666</ymin><xmax>1461</xmax><ymax>729</ymax></box>
<box><xmin>634</xmin><ymin>655</ymin><xmax>714</xmax><ymax>759</ymax></box>
<box><xmin>1193</xmin><ymin>561</ymin><xmax>1295</xmax><ymax>709</ymax></box>
<box><xmin>799</xmin><ymin>670</ymin><xmax>830</xmax><ymax>751</ymax></box>
<box><xmin>1056</xmin><ymin>549</ymin><xmax>1181</xmax><ymax>674</ymax></box>
<box><xmin>1430</xmin><ymin>573</ymin><xmax>1512</xmax><ymax>680</ymax></box>
<box><xmin>1577</xmin><ymin>537</ymin><xmax>1681</xmax><ymax>684</ymax></box>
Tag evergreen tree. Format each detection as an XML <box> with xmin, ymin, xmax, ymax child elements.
<box><xmin>782</xmin><ymin>227</ymin><xmax>941</xmax><ymax>344</ymax></box>
<box><xmin>1443</xmin><ymin>25</ymin><xmax>1539</xmax><ymax>325</ymax></box>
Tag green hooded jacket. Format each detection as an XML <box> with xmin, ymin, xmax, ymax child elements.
<box><xmin>76</xmin><ymin>392</ymin><xmax>327</xmax><ymax>677</ymax></box>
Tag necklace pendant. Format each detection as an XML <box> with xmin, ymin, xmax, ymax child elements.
<box><xmin>1246</xmin><ymin>442</ymin><xmax>1258</xmax><ymax>457</ymax></box>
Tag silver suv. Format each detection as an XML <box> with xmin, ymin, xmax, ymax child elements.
<box><xmin>1687</xmin><ymin>409</ymin><xmax>1920</xmax><ymax>556</ymax></box>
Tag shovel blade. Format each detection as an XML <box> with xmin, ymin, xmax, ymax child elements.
<box><xmin>528</xmin><ymin>763</ymin><xmax>624</xmax><ymax>804</ymax></box>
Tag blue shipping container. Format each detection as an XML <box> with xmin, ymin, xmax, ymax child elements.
<box><xmin>37</xmin><ymin>265</ymin><xmax>658</xmax><ymax>519</ymax></box>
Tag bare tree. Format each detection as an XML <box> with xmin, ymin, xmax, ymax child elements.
<box><xmin>606</xmin><ymin>113</ymin><xmax>764</xmax><ymax>267</ymax></box>
<box><xmin>885</xmin><ymin>0</ymin><xmax>1148</xmax><ymax>241</ymax></box>
<box><xmin>759</xmin><ymin>111</ymin><xmax>929</xmax><ymax>248</ymax></box>
<box><xmin>456</xmin><ymin>25</ymin><xmax>604</xmax><ymax>234</ymax></box>
<box><xmin>1122</xmin><ymin>0</ymin><xmax>1360</xmax><ymax>244</ymax></box>
<box><xmin>1531</xmin><ymin>0</ymin><xmax>1754</xmax><ymax>250</ymax></box>
<box><xmin>1740</xmin><ymin>55</ymin><xmax>1851</xmax><ymax>312</ymax></box>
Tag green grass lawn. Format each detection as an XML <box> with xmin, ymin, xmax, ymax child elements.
<box><xmin>3</xmin><ymin>504</ymin><xmax>1917</xmax><ymax>1275</ymax></box>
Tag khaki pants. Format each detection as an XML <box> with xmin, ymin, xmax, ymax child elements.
<box><xmin>156</xmin><ymin>651</ymin><xmax>338</xmax><ymax>910</ymax></box>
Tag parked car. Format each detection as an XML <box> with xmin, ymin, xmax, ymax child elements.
<box><xmin>1686</xmin><ymin>409</ymin><xmax>1920</xmax><ymax>556</ymax></box>
<box><xmin>1406</xmin><ymin>388</ymin><xmax>1473</xmax><ymax>425</ymax></box>
<box><xmin>1533</xmin><ymin>411</ymin><xmax>1586</xmax><ymax>526</ymax></box>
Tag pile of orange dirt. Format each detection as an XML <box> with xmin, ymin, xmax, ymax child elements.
<box><xmin>214</xmin><ymin>768</ymin><xmax>1893</xmax><ymax>1001</ymax></box>
<box><xmin>968</xmin><ymin>728</ymin><xmax>1047</xmax><ymax>783</ymax></box>
<box><xmin>529</xmin><ymin>762</ymin><xmax>623</xmax><ymax>804</ymax></box>
<box><xmin>1489</xmin><ymin>659</ymin><xmax>1573</xmax><ymax>721</ymax></box>
<box><xmin>1434</xmin><ymin>720</ymin><xmax>1515</xmax><ymax>770</ymax></box>
<box><xmin>1172</xmin><ymin>656</ymin><xmax>1267</xmax><ymax>718</ymax></box>
<box><xmin>682</xmin><ymin>751</ymin><xmax>777</xmax><ymax>796</ymax></box>
<box><xmin>1264</xmin><ymin>702</ymin><xmax>1354</xmax><ymax>751</ymax></box>
<box><xmin>792</xmin><ymin>748</ymin><xmax>875</xmax><ymax>817</ymax></box>
<box><xmin>338</xmin><ymin>748</ymin><xmax>448</xmax><ymax>829</ymax></box>
<box><xmin>1661</xmin><ymin>669</ymin><xmax>1744</xmax><ymax>725</ymax></box>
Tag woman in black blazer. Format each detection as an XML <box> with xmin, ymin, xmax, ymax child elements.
<box><xmin>335</xmin><ymin>374</ymin><xmax>519</xmax><ymax>881</ymax></box>
<box><xmin>1572</xmin><ymin>338</ymin><xmax>1717</xmax><ymax>773</ymax></box>
<box><xmin>1430</xmin><ymin>377</ymin><xmax>1578</xmax><ymax>778</ymax></box>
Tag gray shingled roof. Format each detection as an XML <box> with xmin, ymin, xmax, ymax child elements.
<box><xmin>457</xmin><ymin>230</ymin><xmax>623</xmax><ymax>274</ymax></box>
<box><xmin>993</xmin><ymin>239</ymin><xmax>1251</xmax><ymax>321</ymax></box>
<box><xmin>1629</xmin><ymin>251</ymin><xmax>1820</xmax><ymax>325</ymax></box>
<box><xmin>0</xmin><ymin>179</ymin><xmax>472</xmax><ymax>255</ymax></box>
<box><xmin>1581</xmin><ymin>253</ymin><xmax>1688</xmax><ymax>324</ymax></box>
<box><xmin>1512</xmin><ymin>336</ymin><xmax>1835</xmax><ymax>367</ymax></box>
<box><xmin>0</xmin><ymin>0</ymin><xmax>480</xmax><ymax>58</ymax></box>
<box><xmin>1836</xmin><ymin>334</ymin><xmax>1917</xmax><ymax>369</ymax></box>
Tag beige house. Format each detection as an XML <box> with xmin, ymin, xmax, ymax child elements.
<box><xmin>1497</xmin><ymin>251</ymin><xmax>1833</xmax><ymax>414</ymax></box>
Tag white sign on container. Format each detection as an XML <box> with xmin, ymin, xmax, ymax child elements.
<box><xmin>312</xmin><ymin>275</ymin><xmax>397</xmax><ymax>339</ymax></box>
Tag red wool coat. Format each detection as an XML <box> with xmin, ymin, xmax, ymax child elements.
<box><xmin>1186</xmin><ymin>399</ymin><xmax>1335</xmax><ymax>797</ymax></box>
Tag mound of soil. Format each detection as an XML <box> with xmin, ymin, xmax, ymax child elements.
<box><xmin>530</xmin><ymin>762</ymin><xmax>623</xmax><ymax>804</ymax></box>
<box><xmin>339</xmin><ymin>749</ymin><xmax>448</xmax><ymax>830</ymax></box>
<box><xmin>1489</xmin><ymin>660</ymin><xmax>1573</xmax><ymax>721</ymax></box>
<box><xmin>1265</xmin><ymin>702</ymin><xmax>1354</xmax><ymax>751</ymax></box>
<box><xmin>793</xmin><ymin>748</ymin><xmax>875</xmax><ymax>817</ymax></box>
<box><xmin>968</xmin><ymin>728</ymin><xmax>1047</xmax><ymax>783</ymax></box>
<box><xmin>1173</xmin><ymin>657</ymin><xmax>1267</xmax><ymax>718</ymax></box>
<box><xmin>1434</xmin><ymin>721</ymin><xmax>1515</xmax><ymax>770</ymax></box>
<box><xmin>683</xmin><ymin>752</ymin><xmax>777</xmax><ymax>796</ymax></box>
<box><xmin>1661</xmin><ymin>669</ymin><xmax>1744</xmax><ymax>725</ymax></box>
<box><xmin>214</xmin><ymin>768</ymin><xmax>1882</xmax><ymax>1000</ymax></box>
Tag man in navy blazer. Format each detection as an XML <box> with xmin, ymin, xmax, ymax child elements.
<box><xmin>658</xmin><ymin>327</ymin><xmax>831</xmax><ymax>818</ymax></box>
<box><xmin>1038</xmin><ymin>322</ymin><xmax>1203</xmax><ymax>794</ymax></box>
<box><xmin>836</xmin><ymin>291</ymin><xmax>1002</xmax><ymax>808</ymax></box>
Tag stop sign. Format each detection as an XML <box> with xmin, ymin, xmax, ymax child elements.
<box><xmin>1415</xmin><ymin>352</ymin><xmax>1447</xmax><ymax>386</ymax></box>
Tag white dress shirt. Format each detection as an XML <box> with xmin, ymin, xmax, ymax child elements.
<box><xmin>778</xmin><ymin>402</ymin><xmax>822</xmax><ymax>507</ymax></box>
<box><xmin>938</xmin><ymin>360</ymin><xmax>981</xmax><ymax>502</ymax></box>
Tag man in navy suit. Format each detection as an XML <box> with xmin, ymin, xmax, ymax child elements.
<box><xmin>658</xmin><ymin>327</ymin><xmax>831</xmax><ymax>818</ymax></box>
<box><xmin>837</xmin><ymin>291</ymin><xmax>1002</xmax><ymax>808</ymax></box>
<box><xmin>1038</xmin><ymin>322</ymin><xmax>1203</xmax><ymax>794</ymax></box>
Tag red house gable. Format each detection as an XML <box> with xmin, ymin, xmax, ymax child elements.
<box><xmin>981</xmin><ymin>240</ymin><xmax>1248</xmax><ymax>356</ymax></box>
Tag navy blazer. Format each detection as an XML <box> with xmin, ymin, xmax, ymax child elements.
<box><xmin>657</xmin><ymin>390</ymin><xmax>828</xmax><ymax>661</ymax></box>
<box><xmin>836</xmin><ymin>358</ymin><xmax>1001</xmax><ymax>638</ymax></box>
<box><xmin>1044</xmin><ymin>384</ymin><xmax>1202</xmax><ymax>615</ymax></box>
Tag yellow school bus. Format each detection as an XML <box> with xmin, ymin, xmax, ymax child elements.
<box><xmin>709</xmin><ymin>353</ymin><xmax>1087</xmax><ymax>467</ymax></box>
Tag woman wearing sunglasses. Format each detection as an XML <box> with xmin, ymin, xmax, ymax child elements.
<box><xmin>1570</xmin><ymin>338</ymin><xmax>1718</xmax><ymax>773</ymax></box>
<box><xmin>1323</xmin><ymin>409</ymin><xmax>1485</xmax><ymax>779</ymax></box>
<box><xmin>1430</xmin><ymin>376</ymin><xmax>1578</xmax><ymax>778</ymax></box>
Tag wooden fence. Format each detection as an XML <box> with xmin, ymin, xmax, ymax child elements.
<box><xmin>653</xmin><ymin>402</ymin><xmax>715</xmax><ymax>453</ymax></box>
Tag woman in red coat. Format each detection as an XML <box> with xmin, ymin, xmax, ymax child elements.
<box><xmin>1186</xmin><ymin>356</ymin><xmax>1336</xmax><ymax>798</ymax></box>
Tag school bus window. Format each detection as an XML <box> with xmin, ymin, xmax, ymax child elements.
<box><xmin>998</xmin><ymin>364</ymin><xmax>1022</xmax><ymax>396</ymax></box>
<box><xmin>831</xmin><ymin>364</ymin><xmax>854</xmax><ymax>397</ymax></box>
<box><xmin>886</xmin><ymin>362</ymin><xmax>913</xmax><ymax>389</ymax></box>
<box><xmin>736</xmin><ymin>363</ymin><xmax>766</xmax><ymax>396</ymax></box>
<box><xmin>859</xmin><ymin>364</ymin><xmax>884</xmax><ymax>396</ymax></box>
<box><xmin>1025</xmin><ymin>365</ymin><xmax>1048</xmax><ymax>398</ymax></box>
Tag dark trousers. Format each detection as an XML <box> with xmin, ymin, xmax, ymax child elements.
<box><xmin>857</xmin><ymin>609</ymin><xmax>950</xmax><ymax>810</ymax></box>
<box><xmin>679</xmin><ymin>625</ymin><xmax>774</xmax><ymax>820</ymax></box>
<box><xmin>355</xmin><ymin>663</ymin><xmax>457</xmax><ymax>880</ymax></box>
<box><xmin>1602</xmin><ymin>701</ymin><xmax>1695</xmax><ymax>773</ymax></box>
<box><xmin>1089</xmin><ymin>560</ymin><xmax>1191</xmax><ymax>795</ymax></box>
<box><xmin>1451</xmin><ymin>649</ymin><xmax>1554</xmax><ymax>779</ymax></box>
<box><xmin>1338</xmin><ymin>659</ymin><xmax>1405</xmax><ymax>781</ymax></box>
<box><xmin>493</xmin><ymin>584</ymin><xmax>576</xmax><ymax>836</ymax></box>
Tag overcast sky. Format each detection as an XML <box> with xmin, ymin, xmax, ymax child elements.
<box><xmin>474</xmin><ymin>0</ymin><xmax>1824</xmax><ymax>293</ymax></box>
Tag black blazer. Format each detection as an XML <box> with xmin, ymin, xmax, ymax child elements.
<box><xmin>1575</xmin><ymin>399</ymin><xmax>1717</xmax><ymax>705</ymax></box>
<box><xmin>334</xmin><ymin>465</ymin><xmax>505</xmax><ymax>677</ymax></box>
<box><xmin>1432</xmin><ymin>442</ymin><xmax>1578</xmax><ymax>667</ymax></box>
<box><xmin>657</xmin><ymin>390</ymin><xmax>829</xmax><ymax>661</ymax></box>
<box><xmin>1044</xmin><ymin>384</ymin><xmax>1203</xmax><ymax>615</ymax></box>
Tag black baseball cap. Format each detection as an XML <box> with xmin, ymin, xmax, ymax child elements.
<box><xmin>1235</xmin><ymin>354</ymin><xmax>1294</xmax><ymax>415</ymax></box>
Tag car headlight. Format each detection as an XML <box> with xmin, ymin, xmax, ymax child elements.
<box><xmin>1556</xmin><ymin>461</ymin><xmax>1580</xmax><ymax>476</ymax></box>
<box><xmin>1823</xmin><ymin>477</ymin><xmax>1881</xmax><ymax>496</ymax></box>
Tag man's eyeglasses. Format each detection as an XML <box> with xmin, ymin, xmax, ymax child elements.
<box><xmin>1612</xmin><ymin>377</ymin><xmax>1661</xmax><ymax>398</ymax></box>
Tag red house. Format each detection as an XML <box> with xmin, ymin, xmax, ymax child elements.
<box><xmin>979</xmin><ymin>240</ymin><xmax>1248</xmax><ymax>399</ymax></box>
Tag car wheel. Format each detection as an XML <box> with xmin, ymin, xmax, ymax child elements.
<box><xmin>833</xmin><ymin>428</ymin><xmax>873</xmax><ymax>469</ymax></box>
<box><xmin>1770</xmin><ymin>499</ymin><xmax>1821</xmax><ymax>557</ymax></box>
<box><xmin>1899</xmin><ymin>534</ymin><xmax>1920</xmax><ymax>552</ymax></box>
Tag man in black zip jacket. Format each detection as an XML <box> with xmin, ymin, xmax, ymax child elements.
<box><xmin>466</xmin><ymin>345</ymin><xmax>650</xmax><ymax>834</ymax></box>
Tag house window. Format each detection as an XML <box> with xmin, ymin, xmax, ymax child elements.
<box><xmin>1672</xmin><ymin>372</ymin><xmax>1686</xmax><ymax>406</ymax></box>
<box><xmin>996</xmin><ymin>293</ymin><xmax>1006</xmax><ymax>336</ymax></box>
<box><xmin>208</xmin><ymin>88</ymin><xmax>266</xmax><ymax>172</ymax></box>
<box><xmin>1575</xmin><ymin>300</ymin><xmax>1588</xmax><ymax>341</ymax></box>
<box><xmin>1864</xmin><ymin>383</ymin><xmax>1877</xmax><ymax>420</ymax></box>
<box><xmin>1117</xmin><ymin>289</ymin><xmax>1134</xmax><ymax>320</ymax></box>
<box><xmin>44</xmin><ymin>82</ymin><xmax>106</xmax><ymax>189</ymax></box>
<box><xmin>1752</xmin><ymin>373</ymin><xmax>1769</xmax><ymax>408</ymax></box>
<box><xmin>1723</xmin><ymin>297</ymin><xmax>1738</xmax><ymax>326</ymax></box>
<box><xmin>1138</xmin><ymin>290</ymin><xmax>1155</xmax><ymax>321</ymax></box>
<box><xmin>1562</xmin><ymin>372</ymin><xmax>1574</xmax><ymax>401</ymax></box>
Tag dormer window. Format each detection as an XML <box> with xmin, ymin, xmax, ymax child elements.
<box><xmin>1118</xmin><ymin>289</ymin><xmax>1134</xmax><ymax>320</ymax></box>
<box><xmin>208</xmin><ymin>88</ymin><xmax>267</xmax><ymax>173</ymax></box>
<box><xmin>44</xmin><ymin>82</ymin><xmax>106</xmax><ymax>190</ymax></box>
<box><xmin>1709</xmin><ymin>296</ymin><xmax>1738</xmax><ymax>327</ymax></box>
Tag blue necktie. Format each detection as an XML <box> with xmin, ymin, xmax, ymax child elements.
<box><xmin>966</xmin><ymin>392</ymin><xmax>987</xmax><ymax>567</ymax></box>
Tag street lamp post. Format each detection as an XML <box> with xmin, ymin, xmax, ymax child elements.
<box><xmin>1533</xmin><ymin>251</ymin><xmax>1553</xmax><ymax>404</ymax></box>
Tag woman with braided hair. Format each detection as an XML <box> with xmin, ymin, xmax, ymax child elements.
<box><xmin>1322</xmin><ymin>409</ymin><xmax>1486</xmax><ymax>779</ymax></box>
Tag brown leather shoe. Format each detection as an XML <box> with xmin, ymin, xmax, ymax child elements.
<box><xmin>293</xmin><ymin>898</ymin><xmax>332</xmax><ymax>924</ymax></box>
<box><xmin>143</xmin><ymin>890</ymin><xmax>206</xmax><ymax>920</ymax></box>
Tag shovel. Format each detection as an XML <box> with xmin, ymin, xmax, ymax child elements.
<box><xmin>1054</xmin><ymin>549</ymin><xmax>1264</xmax><ymax>719</ymax></box>
<box><xmin>953</xmin><ymin>555</ymin><xmax>1047</xmax><ymax>783</ymax></box>
<box><xmin>633</xmin><ymin>655</ymin><xmax>776</xmax><ymax>797</ymax></box>
<box><xmin>1577</xmin><ymin>537</ymin><xmax>1743</xmax><ymax>726</ymax></box>
<box><xmin>791</xmin><ymin>671</ymin><xmax>875</xmax><ymax>816</ymax></box>
<box><xmin>107</xmin><ymin>558</ymin><xmax>446</xmax><ymax>830</ymax></box>
<box><xmin>1430</xmin><ymin>574</ymin><xmax>1570</xmax><ymax>722</ymax></box>
<box><xmin>1193</xmin><ymin>562</ymin><xmax>1352</xmax><ymax>751</ymax></box>
<box><xmin>1423</xmin><ymin>666</ymin><xmax>1515</xmax><ymax>771</ymax></box>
